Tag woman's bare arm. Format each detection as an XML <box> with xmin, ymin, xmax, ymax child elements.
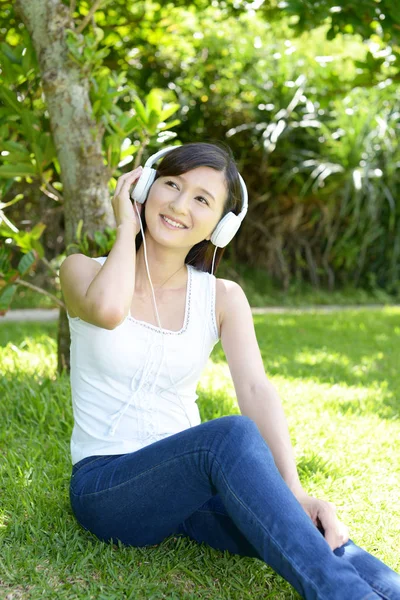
<box><xmin>217</xmin><ymin>278</ymin><xmax>349</xmax><ymax>550</ymax></box>
<box><xmin>60</xmin><ymin>167</ymin><xmax>143</xmax><ymax>328</ymax></box>
<box><xmin>217</xmin><ymin>278</ymin><xmax>303</xmax><ymax>494</ymax></box>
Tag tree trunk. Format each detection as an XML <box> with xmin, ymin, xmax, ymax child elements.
<box><xmin>57</xmin><ymin>306</ymin><xmax>70</xmax><ymax>375</ymax></box>
<box><xmin>15</xmin><ymin>0</ymin><xmax>115</xmax><ymax>374</ymax></box>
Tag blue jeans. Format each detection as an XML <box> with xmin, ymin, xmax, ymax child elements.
<box><xmin>69</xmin><ymin>415</ymin><xmax>400</xmax><ymax>600</ymax></box>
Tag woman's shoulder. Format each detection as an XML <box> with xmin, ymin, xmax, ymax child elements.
<box><xmin>215</xmin><ymin>276</ymin><xmax>242</xmax><ymax>294</ymax></box>
<box><xmin>215</xmin><ymin>277</ymin><xmax>245</xmax><ymax>335</ymax></box>
<box><xmin>215</xmin><ymin>277</ymin><xmax>244</xmax><ymax>308</ymax></box>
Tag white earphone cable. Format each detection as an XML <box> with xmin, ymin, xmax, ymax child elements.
<box><xmin>211</xmin><ymin>246</ymin><xmax>218</xmax><ymax>276</ymax></box>
<box><xmin>134</xmin><ymin>201</ymin><xmax>194</xmax><ymax>430</ymax></box>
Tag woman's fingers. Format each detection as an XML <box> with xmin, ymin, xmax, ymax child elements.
<box><xmin>114</xmin><ymin>166</ymin><xmax>143</xmax><ymax>198</ymax></box>
<box><xmin>111</xmin><ymin>166</ymin><xmax>144</xmax><ymax>228</ymax></box>
<box><xmin>299</xmin><ymin>495</ymin><xmax>350</xmax><ymax>552</ymax></box>
<box><xmin>112</xmin><ymin>166</ymin><xmax>144</xmax><ymax>228</ymax></box>
<box><xmin>317</xmin><ymin>502</ymin><xmax>350</xmax><ymax>551</ymax></box>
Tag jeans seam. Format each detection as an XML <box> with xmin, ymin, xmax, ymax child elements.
<box><xmin>195</xmin><ymin>509</ymin><xmax>230</xmax><ymax>517</ymax></box>
<box><xmin>210</xmin><ymin>453</ymin><xmax>324</xmax><ymax>600</ymax></box>
<box><xmin>349</xmin><ymin>561</ymin><xmax>391</xmax><ymax>599</ymax></box>
<box><xmin>362</xmin><ymin>583</ymin><xmax>390</xmax><ymax>600</ymax></box>
<box><xmin>69</xmin><ymin>448</ymin><xmax>212</xmax><ymax>498</ymax></box>
<box><xmin>72</xmin><ymin>456</ymin><xmax>110</xmax><ymax>474</ymax></box>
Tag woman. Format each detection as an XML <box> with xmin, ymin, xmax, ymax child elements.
<box><xmin>60</xmin><ymin>142</ymin><xmax>399</xmax><ymax>599</ymax></box>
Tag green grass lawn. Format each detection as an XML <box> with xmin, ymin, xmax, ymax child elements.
<box><xmin>0</xmin><ymin>308</ymin><xmax>399</xmax><ymax>599</ymax></box>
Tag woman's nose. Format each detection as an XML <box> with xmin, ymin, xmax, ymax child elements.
<box><xmin>170</xmin><ymin>192</ymin><xmax>190</xmax><ymax>213</ymax></box>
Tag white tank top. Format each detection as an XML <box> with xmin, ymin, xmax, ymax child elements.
<box><xmin>67</xmin><ymin>257</ymin><xmax>220</xmax><ymax>465</ymax></box>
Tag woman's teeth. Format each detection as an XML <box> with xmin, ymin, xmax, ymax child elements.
<box><xmin>161</xmin><ymin>215</ymin><xmax>186</xmax><ymax>229</ymax></box>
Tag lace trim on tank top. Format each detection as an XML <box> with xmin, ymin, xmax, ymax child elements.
<box><xmin>126</xmin><ymin>264</ymin><xmax>192</xmax><ymax>335</ymax></box>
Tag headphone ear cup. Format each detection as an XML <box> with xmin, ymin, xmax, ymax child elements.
<box><xmin>210</xmin><ymin>212</ymin><xmax>242</xmax><ymax>248</ymax></box>
<box><xmin>131</xmin><ymin>167</ymin><xmax>156</xmax><ymax>204</ymax></box>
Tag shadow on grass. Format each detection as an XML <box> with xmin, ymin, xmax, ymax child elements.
<box><xmin>0</xmin><ymin>320</ymin><xmax>58</xmax><ymax>347</ymax></box>
<box><xmin>2</xmin><ymin>312</ymin><xmax>399</xmax><ymax>421</ymax></box>
<box><xmin>0</xmin><ymin>308</ymin><xmax>400</xmax><ymax>420</ymax></box>
<box><xmin>210</xmin><ymin>308</ymin><xmax>400</xmax><ymax>421</ymax></box>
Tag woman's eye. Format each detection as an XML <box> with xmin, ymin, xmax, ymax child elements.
<box><xmin>165</xmin><ymin>181</ymin><xmax>208</xmax><ymax>205</ymax></box>
<box><xmin>165</xmin><ymin>180</ymin><xmax>178</xmax><ymax>189</ymax></box>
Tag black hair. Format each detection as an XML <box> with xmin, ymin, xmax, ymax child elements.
<box><xmin>135</xmin><ymin>141</ymin><xmax>243</xmax><ymax>274</ymax></box>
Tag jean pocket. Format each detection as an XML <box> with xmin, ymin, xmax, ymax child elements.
<box><xmin>72</xmin><ymin>455</ymin><xmax>108</xmax><ymax>476</ymax></box>
<box><xmin>70</xmin><ymin>455</ymin><xmax>117</xmax><ymax>496</ymax></box>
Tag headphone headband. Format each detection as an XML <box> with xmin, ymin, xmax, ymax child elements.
<box><xmin>131</xmin><ymin>145</ymin><xmax>248</xmax><ymax>247</ymax></box>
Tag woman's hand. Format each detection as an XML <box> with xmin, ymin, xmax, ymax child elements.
<box><xmin>295</xmin><ymin>491</ymin><xmax>350</xmax><ymax>551</ymax></box>
<box><xmin>112</xmin><ymin>166</ymin><xmax>144</xmax><ymax>233</ymax></box>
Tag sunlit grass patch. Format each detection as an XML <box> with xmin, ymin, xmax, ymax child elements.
<box><xmin>0</xmin><ymin>309</ymin><xmax>399</xmax><ymax>598</ymax></box>
<box><xmin>0</xmin><ymin>322</ymin><xmax>57</xmax><ymax>380</ymax></box>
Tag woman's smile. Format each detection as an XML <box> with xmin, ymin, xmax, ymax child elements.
<box><xmin>160</xmin><ymin>214</ymin><xmax>188</xmax><ymax>229</ymax></box>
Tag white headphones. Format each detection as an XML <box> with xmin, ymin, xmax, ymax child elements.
<box><xmin>130</xmin><ymin>145</ymin><xmax>248</xmax><ymax>248</ymax></box>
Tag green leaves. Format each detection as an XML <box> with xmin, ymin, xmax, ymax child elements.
<box><xmin>0</xmin><ymin>71</ymin><xmax>57</xmax><ymax>183</ymax></box>
<box><xmin>0</xmin><ymin>34</ymin><xmax>38</xmax><ymax>83</ymax></box>
<box><xmin>0</xmin><ymin>164</ymin><xmax>37</xmax><ymax>178</ymax></box>
<box><xmin>65</xmin><ymin>28</ymin><xmax>110</xmax><ymax>74</ymax></box>
<box><xmin>0</xmin><ymin>283</ymin><xmax>17</xmax><ymax>314</ymax></box>
<box><xmin>0</xmin><ymin>223</ymin><xmax>45</xmax><ymax>257</ymax></box>
<box><xmin>132</xmin><ymin>89</ymin><xmax>180</xmax><ymax>137</ymax></box>
<box><xmin>146</xmin><ymin>88</ymin><xmax>163</xmax><ymax>116</ymax></box>
<box><xmin>65</xmin><ymin>220</ymin><xmax>116</xmax><ymax>256</ymax></box>
<box><xmin>2</xmin><ymin>0</ymin><xmax>399</xmax><ymax>298</ymax></box>
<box><xmin>0</xmin><ymin>87</ymin><xmax>22</xmax><ymax>113</ymax></box>
<box><xmin>17</xmin><ymin>249</ymin><xmax>37</xmax><ymax>276</ymax></box>
<box><xmin>133</xmin><ymin>97</ymin><xmax>147</xmax><ymax>124</ymax></box>
<box><xmin>0</xmin><ymin>245</ymin><xmax>40</xmax><ymax>315</ymax></box>
<box><xmin>105</xmin><ymin>132</ymin><xmax>126</xmax><ymax>170</ymax></box>
<box><xmin>101</xmin><ymin>88</ymin><xmax>180</xmax><ymax>171</ymax></box>
<box><xmin>0</xmin><ymin>215</ymin><xmax>49</xmax><ymax>314</ymax></box>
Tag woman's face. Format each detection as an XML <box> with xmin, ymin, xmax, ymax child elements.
<box><xmin>144</xmin><ymin>166</ymin><xmax>228</xmax><ymax>250</ymax></box>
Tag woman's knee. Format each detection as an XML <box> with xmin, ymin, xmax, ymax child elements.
<box><xmin>210</xmin><ymin>414</ymin><xmax>261</xmax><ymax>448</ymax></box>
<box><xmin>221</xmin><ymin>414</ymin><xmax>259</xmax><ymax>433</ymax></box>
